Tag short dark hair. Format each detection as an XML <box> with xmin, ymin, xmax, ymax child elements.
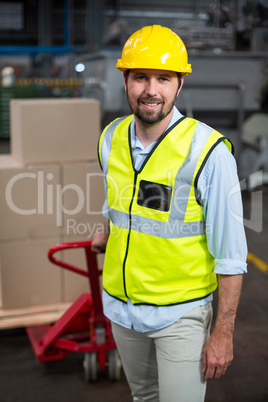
<box><xmin>177</xmin><ymin>73</ymin><xmax>182</xmax><ymax>89</ymax></box>
<box><xmin>124</xmin><ymin>69</ymin><xmax>130</xmax><ymax>82</ymax></box>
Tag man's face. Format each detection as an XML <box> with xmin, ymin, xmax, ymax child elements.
<box><xmin>124</xmin><ymin>69</ymin><xmax>184</xmax><ymax>127</ymax></box>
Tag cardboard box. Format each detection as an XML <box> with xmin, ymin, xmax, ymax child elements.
<box><xmin>0</xmin><ymin>155</ymin><xmax>62</xmax><ymax>241</ymax></box>
<box><xmin>10</xmin><ymin>98</ymin><xmax>100</xmax><ymax>164</ymax></box>
<box><xmin>60</xmin><ymin>161</ymin><xmax>106</xmax><ymax>302</ymax></box>
<box><xmin>0</xmin><ymin>237</ymin><xmax>62</xmax><ymax>309</ymax></box>
<box><xmin>61</xmin><ymin>161</ymin><xmax>106</xmax><ymax>240</ymax></box>
<box><xmin>0</xmin><ymin>156</ymin><xmax>106</xmax><ymax>308</ymax></box>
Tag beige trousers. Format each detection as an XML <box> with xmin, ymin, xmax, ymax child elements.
<box><xmin>111</xmin><ymin>302</ymin><xmax>213</xmax><ymax>402</ymax></box>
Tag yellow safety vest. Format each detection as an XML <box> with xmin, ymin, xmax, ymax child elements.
<box><xmin>98</xmin><ymin>115</ymin><xmax>233</xmax><ymax>306</ymax></box>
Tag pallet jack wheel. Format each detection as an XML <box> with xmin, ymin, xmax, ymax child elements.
<box><xmin>83</xmin><ymin>352</ymin><xmax>98</xmax><ymax>382</ymax></box>
<box><xmin>108</xmin><ymin>349</ymin><xmax>121</xmax><ymax>382</ymax></box>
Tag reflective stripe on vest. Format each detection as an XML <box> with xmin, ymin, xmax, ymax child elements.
<box><xmin>98</xmin><ymin>115</ymin><xmax>233</xmax><ymax>305</ymax></box>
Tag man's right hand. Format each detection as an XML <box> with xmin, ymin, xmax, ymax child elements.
<box><xmin>91</xmin><ymin>232</ymin><xmax>109</xmax><ymax>253</ymax></box>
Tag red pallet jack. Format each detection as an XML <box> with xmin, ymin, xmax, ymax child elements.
<box><xmin>26</xmin><ymin>241</ymin><xmax>121</xmax><ymax>382</ymax></box>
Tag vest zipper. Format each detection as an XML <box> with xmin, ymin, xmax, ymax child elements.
<box><xmin>122</xmin><ymin>170</ymin><xmax>138</xmax><ymax>298</ymax></box>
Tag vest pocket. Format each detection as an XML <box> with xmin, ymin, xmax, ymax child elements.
<box><xmin>137</xmin><ymin>180</ymin><xmax>172</xmax><ymax>212</ymax></box>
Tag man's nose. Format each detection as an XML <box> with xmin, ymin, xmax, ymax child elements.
<box><xmin>144</xmin><ymin>79</ymin><xmax>158</xmax><ymax>97</ymax></box>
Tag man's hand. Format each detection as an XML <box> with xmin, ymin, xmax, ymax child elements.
<box><xmin>202</xmin><ymin>274</ymin><xmax>243</xmax><ymax>380</ymax></box>
<box><xmin>91</xmin><ymin>232</ymin><xmax>109</xmax><ymax>253</ymax></box>
<box><xmin>91</xmin><ymin>220</ymin><xmax>110</xmax><ymax>253</ymax></box>
<box><xmin>202</xmin><ymin>327</ymin><xmax>233</xmax><ymax>380</ymax></box>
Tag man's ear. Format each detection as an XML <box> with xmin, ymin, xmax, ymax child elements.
<box><xmin>177</xmin><ymin>76</ymin><xmax>184</xmax><ymax>97</ymax></box>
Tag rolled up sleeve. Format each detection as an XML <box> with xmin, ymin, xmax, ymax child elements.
<box><xmin>198</xmin><ymin>142</ymin><xmax>248</xmax><ymax>275</ymax></box>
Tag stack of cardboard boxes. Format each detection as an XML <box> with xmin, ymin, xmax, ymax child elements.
<box><xmin>0</xmin><ymin>98</ymin><xmax>106</xmax><ymax>310</ymax></box>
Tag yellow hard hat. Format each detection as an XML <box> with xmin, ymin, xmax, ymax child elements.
<box><xmin>116</xmin><ymin>25</ymin><xmax>192</xmax><ymax>76</ymax></box>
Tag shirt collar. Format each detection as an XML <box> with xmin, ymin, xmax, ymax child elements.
<box><xmin>130</xmin><ymin>106</ymin><xmax>184</xmax><ymax>151</ymax></box>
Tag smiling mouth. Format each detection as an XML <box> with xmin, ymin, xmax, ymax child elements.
<box><xmin>140</xmin><ymin>99</ymin><xmax>163</xmax><ymax>108</ymax></box>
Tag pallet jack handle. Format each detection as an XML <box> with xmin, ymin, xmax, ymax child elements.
<box><xmin>48</xmin><ymin>241</ymin><xmax>104</xmax><ymax>322</ymax></box>
<box><xmin>48</xmin><ymin>241</ymin><xmax>100</xmax><ymax>278</ymax></box>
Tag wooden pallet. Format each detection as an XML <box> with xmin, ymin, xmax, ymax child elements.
<box><xmin>0</xmin><ymin>302</ymin><xmax>71</xmax><ymax>330</ymax></box>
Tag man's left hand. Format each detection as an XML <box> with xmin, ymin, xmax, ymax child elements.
<box><xmin>202</xmin><ymin>328</ymin><xmax>233</xmax><ymax>380</ymax></box>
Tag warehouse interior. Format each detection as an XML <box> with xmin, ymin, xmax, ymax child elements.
<box><xmin>0</xmin><ymin>1</ymin><xmax>267</xmax><ymax>401</ymax></box>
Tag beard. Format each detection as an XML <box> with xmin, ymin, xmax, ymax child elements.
<box><xmin>126</xmin><ymin>92</ymin><xmax>177</xmax><ymax>127</ymax></box>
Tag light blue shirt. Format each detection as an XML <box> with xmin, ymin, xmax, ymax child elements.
<box><xmin>101</xmin><ymin>107</ymin><xmax>247</xmax><ymax>333</ymax></box>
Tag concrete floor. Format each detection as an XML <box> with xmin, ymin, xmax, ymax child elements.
<box><xmin>0</xmin><ymin>140</ymin><xmax>267</xmax><ymax>402</ymax></box>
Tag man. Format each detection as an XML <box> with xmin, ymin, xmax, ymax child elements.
<box><xmin>92</xmin><ymin>25</ymin><xmax>247</xmax><ymax>402</ymax></box>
